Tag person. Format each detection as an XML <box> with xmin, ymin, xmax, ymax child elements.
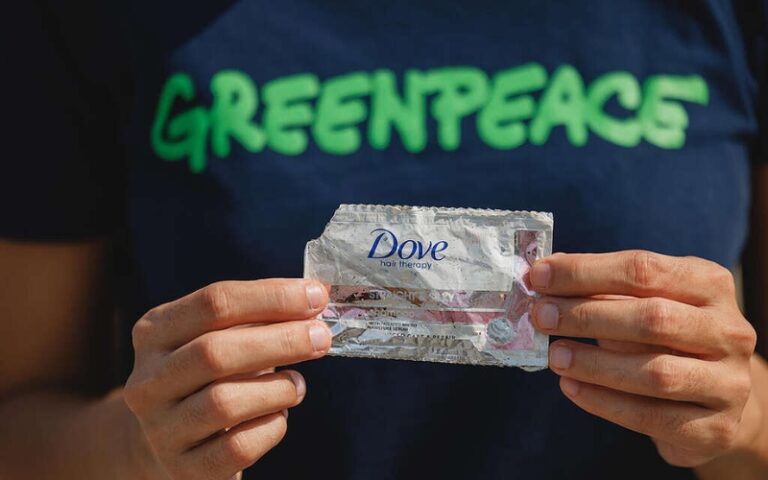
<box><xmin>2</xmin><ymin>1</ymin><xmax>768</xmax><ymax>478</ymax></box>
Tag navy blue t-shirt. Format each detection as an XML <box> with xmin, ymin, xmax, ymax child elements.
<box><xmin>4</xmin><ymin>1</ymin><xmax>768</xmax><ymax>478</ymax></box>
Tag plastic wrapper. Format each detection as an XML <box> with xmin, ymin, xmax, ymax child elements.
<box><xmin>304</xmin><ymin>204</ymin><xmax>553</xmax><ymax>370</ymax></box>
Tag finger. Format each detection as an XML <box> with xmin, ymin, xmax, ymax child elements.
<box><xmin>652</xmin><ymin>438</ymin><xmax>717</xmax><ymax>468</ymax></box>
<box><xmin>531</xmin><ymin>296</ymin><xmax>728</xmax><ymax>356</ymax></box>
<box><xmin>226</xmin><ymin>367</ymin><xmax>275</xmax><ymax>380</ymax></box>
<box><xmin>528</xmin><ymin>251</ymin><xmax>735</xmax><ymax>306</ymax></box>
<box><xmin>180</xmin><ymin>411</ymin><xmax>288</xmax><ymax>480</ymax></box>
<box><xmin>157</xmin><ymin>320</ymin><xmax>331</xmax><ymax>401</ymax></box>
<box><xmin>567</xmin><ymin>297</ymin><xmax>671</xmax><ymax>354</ymax></box>
<box><xmin>548</xmin><ymin>340</ymin><xmax>737</xmax><ymax>407</ymax></box>
<box><xmin>557</xmin><ymin>378</ymin><xmax>738</xmax><ymax>458</ymax></box>
<box><xmin>136</xmin><ymin>279</ymin><xmax>329</xmax><ymax>350</ymax></box>
<box><xmin>597</xmin><ymin>339</ymin><xmax>671</xmax><ymax>354</ymax></box>
<box><xmin>166</xmin><ymin>370</ymin><xmax>305</xmax><ymax>449</ymax></box>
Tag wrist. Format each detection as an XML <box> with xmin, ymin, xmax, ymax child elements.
<box><xmin>694</xmin><ymin>393</ymin><xmax>766</xmax><ymax>480</ymax></box>
<box><xmin>696</xmin><ymin>355</ymin><xmax>768</xmax><ymax>479</ymax></box>
<box><xmin>109</xmin><ymin>389</ymin><xmax>167</xmax><ymax>480</ymax></box>
<box><xmin>733</xmin><ymin>355</ymin><xmax>768</xmax><ymax>462</ymax></box>
<box><xmin>695</xmin><ymin>397</ymin><xmax>768</xmax><ymax>480</ymax></box>
<box><xmin>735</xmin><ymin>387</ymin><xmax>767</xmax><ymax>457</ymax></box>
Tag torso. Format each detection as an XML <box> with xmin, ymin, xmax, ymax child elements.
<box><xmin>110</xmin><ymin>1</ymin><xmax>761</xmax><ymax>477</ymax></box>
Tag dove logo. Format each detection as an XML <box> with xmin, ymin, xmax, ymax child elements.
<box><xmin>367</xmin><ymin>228</ymin><xmax>449</xmax><ymax>261</ymax></box>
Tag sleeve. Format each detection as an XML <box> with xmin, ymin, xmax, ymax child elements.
<box><xmin>750</xmin><ymin>0</ymin><xmax>768</xmax><ymax>164</ymax></box>
<box><xmin>1</xmin><ymin>1</ymin><xmax>129</xmax><ymax>240</ymax></box>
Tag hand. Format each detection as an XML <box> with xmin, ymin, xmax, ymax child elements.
<box><xmin>124</xmin><ymin>279</ymin><xmax>332</xmax><ymax>479</ymax></box>
<box><xmin>529</xmin><ymin>251</ymin><xmax>758</xmax><ymax>467</ymax></box>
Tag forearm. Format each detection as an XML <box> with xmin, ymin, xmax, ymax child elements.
<box><xmin>0</xmin><ymin>388</ymin><xmax>160</xmax><ymax>480</ymax></box>
<box><xmin>695</xmin><ymin>354</ymin><xmax>768</xmax><ymax>479</ymax></box>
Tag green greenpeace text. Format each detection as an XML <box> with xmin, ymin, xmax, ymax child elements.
<box><xmin>151</xmin><ymin>64</ymin><xmax>709</xmax><ymax>173</ymax></box>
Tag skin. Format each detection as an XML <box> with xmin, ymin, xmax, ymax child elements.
<box><xmin>124</xmin><ymin>279</ymin><xmax>333</xmax><ymax>479</ymax></box>
<box><xmin>529</xmin><ymin>251</ymin><xmax>761</xmax><ymax>467</ymax></box>
<box><xmin>527</xmin><ymin>166</ymin><xmax>768</xmax><ymax>476</ymax></box>
<box><xmin>0</xmin><ymin>165</ymin><xmax>766</xmax><ymax>478</ymax></box>
<box><xmin>0</xmin><ymin>246</ymin><xmax>333</xmax><ymax>479</ymax></box>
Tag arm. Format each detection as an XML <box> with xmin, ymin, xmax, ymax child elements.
<box><xmin>694</xmin><ymin>356</ymin><xmax>768</xmax><ymax>479</ymax></box>
<box><xmin>525</xmin><ymin>196</ymin><xmax>768</xmax><ymax>477</ymax></box>
<box><xmin>0</xmin><ymin>238</ymin><xmax>333</xmax><ymax>479</ymax></box>
<box><xmin>0</xmin><ymin>239</ymin><xmax>157</xmax><ymax>479</ymax></box>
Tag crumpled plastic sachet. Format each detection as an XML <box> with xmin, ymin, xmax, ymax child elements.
<box><xmin>304</xmin><ymin>204</ymin><xmax>554</xmax><ymax>371</ymax></box>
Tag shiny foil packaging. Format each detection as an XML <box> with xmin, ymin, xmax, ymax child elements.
<box><xmin>304</xmin><ymin>204</ymin><xmax>554</xmax><ymax>370</ymax></box>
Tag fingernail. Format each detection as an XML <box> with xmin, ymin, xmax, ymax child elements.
<box><xmin>560</xmin><ymin>377</ymin><xmax>580</xmax><ymax>397</ymax></box>
<box><xmin>530</xmin><ymin>263</ymin><xmax>551</xmax><ymax>289</ymax></box>
<box><xmin>550</xmin><ymin>345</ymin><xmax>572</xmax><ymax>369</ymax></box>
<box><xmin>306</xmin><ymin>283</ymin><xmax>325</xmax><ymax>310</ymax></box>
<box><xmin>309</xmin><ymin>323</ymin><xmax>331</xmax><ymax>352</ymax></box>
<box><xmin>537</xmin><ymin>303</ymin><xmax>559</xmax><ymax>329</ymax></box>
<box><xmin>286</xmin><ymin>370</ymin><xmax>306</xmax><ymax>399</ymax></box>
<box><xmin>282</xmin><ymin>409</ymin><xmax>289</xmax><ymax>419</ymax></box>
